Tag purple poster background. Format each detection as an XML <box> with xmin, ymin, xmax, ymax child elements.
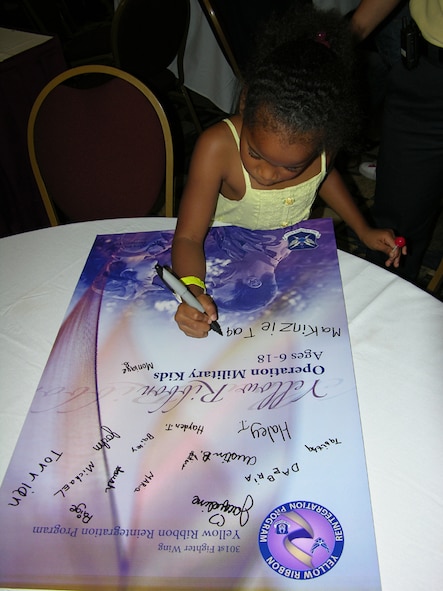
<box><xmin>0</xmin><ymin>219</ymin><xmax>381</xmax><ymax>590</ymax></box>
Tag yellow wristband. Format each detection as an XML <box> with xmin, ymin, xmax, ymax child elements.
<box><xmin>181</xmin><ymin>276</ymin><xmax>206</xmax><ymax>292</ymax></box>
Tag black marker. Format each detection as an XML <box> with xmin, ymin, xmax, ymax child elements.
<box><xmin>155</xmin><ymin>265</ymin><xmax>223</xmax><ymax>336</ymax></box>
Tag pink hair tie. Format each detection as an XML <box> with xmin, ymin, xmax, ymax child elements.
<box><xmin>314</xmin><ymin>31</ymin><xmax>330</xmax><ymax>49</ymax></box>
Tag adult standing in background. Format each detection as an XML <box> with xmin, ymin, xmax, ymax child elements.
<box><xmin>351</xmin><ymin>0</ymin><xmax>443</xmax><ymax>282</ymax></box>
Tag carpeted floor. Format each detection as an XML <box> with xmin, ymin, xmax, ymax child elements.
<box><xmin>169</xmin><ymin>88</ymin><xmax>443</xmax><ymax>302</ymax></box>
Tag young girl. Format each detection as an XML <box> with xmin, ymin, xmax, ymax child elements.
<box><xmin>172</xmin><ymin>5</ymin><xmax>406</xmax><ymax>338</ymax></box>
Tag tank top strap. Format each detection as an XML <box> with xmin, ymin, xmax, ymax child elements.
<box><xmin>223</xmin><ymin>118</ymin><xmax>240</xmax><ymax>147</ymax></box>
<box><xmin>223</xmin><ymin>118</ymin><xmax>252</xmax><ymax>189</ymax></box>
<box><xmin>320</xmin><ymin>150</ymin><xmax>327</xmax><ymax>173</ymax></box>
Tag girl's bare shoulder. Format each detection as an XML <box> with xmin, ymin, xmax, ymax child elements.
<box><xmin>191</xmin><ymin>117</ymin><xmax>240</xmax><ymax>176</ymax></box>
<box><xmin>196</xmin><ymin>116</ymin><xmax>240</xmax><ymax>151</ymax></box>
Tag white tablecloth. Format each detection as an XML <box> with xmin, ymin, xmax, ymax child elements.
<box><xmin>0</xmin><ymin>27</ymin><xmax>51</xmax><ymax>62</ymax></box>
<box><xmin>0</xmin><ymin>218</ymin><xmax>442</xmax><ymax>591</ymax></box>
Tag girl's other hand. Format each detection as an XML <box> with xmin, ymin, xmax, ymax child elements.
<box><xmin>361</xmin><ymin>228</ymin><xmax>407</xmax><ymax>268</ymax></box>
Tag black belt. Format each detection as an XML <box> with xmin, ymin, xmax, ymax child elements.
<box><xmin>420</xmin><ymin>37</ymin><xmax>443</xmax><ymax>67</ymax></box>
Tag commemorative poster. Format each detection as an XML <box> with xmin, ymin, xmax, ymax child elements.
<box><xmin>0</xmin><ymin>219</ymin><xmax>381</xmax><ymax>590</ymax></box>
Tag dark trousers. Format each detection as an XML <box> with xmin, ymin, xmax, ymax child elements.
<box><xmin>367</xmin><ymin>55</ymin><xmax>443</xmax><ymax>281</ymax></box>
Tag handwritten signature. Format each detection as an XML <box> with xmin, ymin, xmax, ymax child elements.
<box><xmin>192</xmin><ymin>493</ymin><xmax>253</xmax><ymax>527</ymax></box>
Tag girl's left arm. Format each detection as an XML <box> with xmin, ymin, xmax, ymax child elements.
<box><xmin>318</xmin><ymin>168</ymin><xmax>406</xmax><ymax>267</ymax></box>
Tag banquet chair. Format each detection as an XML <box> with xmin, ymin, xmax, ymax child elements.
<box><xmin>197</xmin><ymin>0</ymin><xmax>244</xmax><ymax>83</ymax></box>
<box><xmin>111</xmin><ymin>0</ymin><xmax>202</xmax><ymax>134</ymax></box>
<box><xmin>427</xmin><ymin>257</ymin><xmax>443</xmax><ymax>293</ymax></box>
<box><xmin>27</xmin><ymin>64</ymin><xmax>174</xmax><ymax>226</ymax></box>
<box><xmin>18</xmin><ymin>0</ymin><xmax>113</xmax><ymax>66</ymax></box>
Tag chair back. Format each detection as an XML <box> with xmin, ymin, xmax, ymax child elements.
<box><xmin>19</xmin><ymin>0</ymin><xmax>112</xmax><ymax>66</ymax></box>
<box><xmin>111</xmin><ymin>0</ymin><xmax>202</xmax><ymax>133</ymax></box>
<box><xmin>197</xmin><ymin>0</ymin><xmax>243</xmax><ymax>82</ymax></box>
<box><xmin>28</xmin><ymin>65</ymin><xmax>174</xmax><ymax>226</ymax></box>
<box><xmin>111</xmin><ymin>0</ymin><xmax>190</xmax><ymax>85</ymax></box>
<box><xmin>19</xmin><ymin>0</ymin><xmax>76</xmax><ymax>38</ymax></box>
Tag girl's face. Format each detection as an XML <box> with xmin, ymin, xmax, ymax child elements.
<box><xmin>240</xmin><ymin>123</ymin><xmax>319</xmax><ymax>188</ymax></box>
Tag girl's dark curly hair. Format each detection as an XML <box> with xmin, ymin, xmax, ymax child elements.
<box><xmin>242</xmin><ymin>4</ymin><xmax>362</xmax><ymax>155</ymax></box>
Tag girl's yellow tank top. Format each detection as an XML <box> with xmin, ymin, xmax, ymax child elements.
<box><xmin>213</xmin><ymin>119</ymin><xmax>327</xmax><ymax>230</ymax></box>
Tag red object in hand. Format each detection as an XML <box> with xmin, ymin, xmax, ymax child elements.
<box><xmin>395</xmin><ymin>236</ymin><xmax>406</xmax><ymax>248</ymax></box>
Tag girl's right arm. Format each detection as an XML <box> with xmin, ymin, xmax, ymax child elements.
<box><xmin>171</xmin><ymin>122</ymin><xmax>230</xmax><ymax>337</ymax></box>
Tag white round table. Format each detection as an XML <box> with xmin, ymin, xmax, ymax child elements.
<box><xmin>0</xmin><ymin>218</ymin><xmax>442</xmax><ymax>591</ymax></box>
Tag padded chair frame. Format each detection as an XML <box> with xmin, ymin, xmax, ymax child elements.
<box><xmin>111</xmin><ymin>0</ymin><xmax>202</xmax><ymax>134</ymax></box>
<box><xmin>27</xmin><ymin>64</ymin><xmax>175</xmax><ymax>226</ymax></box>
<box><xmin>427</xmin><ymin>257</ymin><xmax>443</xmax><ymax>293</ymax></box>
<box><xmin>20</xmin><ymin>0</ymin><xmax>113</xmax><ymax>66</ymax></box>
<box><xmin>197</xmin><ymin>0</ymin><xmax>244</xmax><ymax>83</ymax></box>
